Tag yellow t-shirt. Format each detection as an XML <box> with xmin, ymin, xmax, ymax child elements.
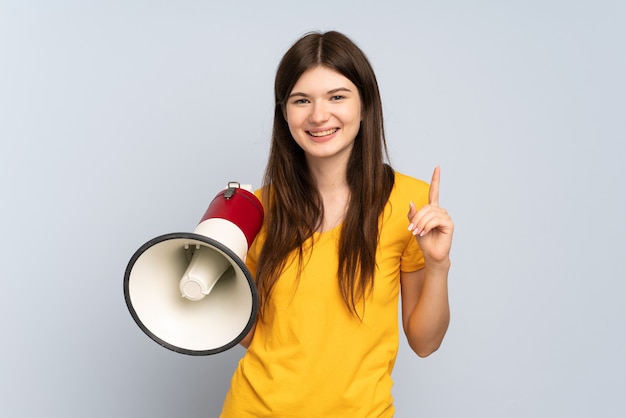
<box><xmin>221</xmin><ymin>172</ymin><xmax>429</xmax><ymax>417</ymax></box>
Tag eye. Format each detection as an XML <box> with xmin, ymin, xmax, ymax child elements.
<box><xmin>330</xmin><ymin>95</ymin><xmax>344</xmax><ymax>101</ymax></box>
<box><xmin>293</xmin><ymin>98</ymin><xmax>309</xmax><ymax>104</ymax></box>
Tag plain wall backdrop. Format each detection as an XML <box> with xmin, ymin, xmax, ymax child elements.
<box><xmin>1</xmin><ymin>1</ymin><xmax>625</xmax><ymax>417</ymax></box>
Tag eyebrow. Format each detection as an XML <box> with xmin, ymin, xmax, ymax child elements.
<box><xmin>288</xmin><ymin>87</ymin><xmax>353</xmax><ymax>99</ymax></box>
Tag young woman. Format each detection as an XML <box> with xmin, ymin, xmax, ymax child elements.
<box><xmin>221</xmin><ymin>31</ymin><xmax>453</xmax><ymax>417</ymax></box>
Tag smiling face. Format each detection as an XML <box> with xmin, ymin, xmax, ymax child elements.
<box><xmin>284</xmin><ymin>66</ymin><xmax>362</xmax><ymax>165</ymax></box>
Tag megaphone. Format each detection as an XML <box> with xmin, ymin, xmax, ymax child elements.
<box><xmin>124</xmin><ymin>182</ymin><xmax>263</xmax><ymax>355</ymax></box>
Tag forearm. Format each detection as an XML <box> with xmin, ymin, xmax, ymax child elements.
<box><xmin>405</xmin><ymin>260</ymin><xmax>451</xmax><ymax>357</ymax></box>
<box><xmin>239</xmin><ymin>323</ymin><xmax>256</xmax><ymax>349</ymax></box>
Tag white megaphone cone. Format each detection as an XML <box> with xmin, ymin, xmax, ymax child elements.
<box><xmin>124</xmin><ymin>182</ymin><xmax>264</xmax><ymax>355</ymax></box>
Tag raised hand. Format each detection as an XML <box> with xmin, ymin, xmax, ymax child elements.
<box><xmin>407</xmin><ymin>166</ymin><xmax>454</xmax><ymax>265</ymax></box>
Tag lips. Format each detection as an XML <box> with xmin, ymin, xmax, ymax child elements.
<box><xmin>308</xmin><ymin>128</ymin><xmax>338</xmax><ymax>137</ymax></box>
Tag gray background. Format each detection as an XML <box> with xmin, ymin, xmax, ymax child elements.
<box><xmin>1</xmin><ymin>0</ymin><xmax>624</xmax><ymax>417</ymax></box>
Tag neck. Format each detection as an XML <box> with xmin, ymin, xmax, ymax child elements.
<box><xmin>306</xmin><ymin>155</ymin><xmax>351</xmax><ymax>232</ymax></box>
<box><xmin>306</xmin><ymin>154</ymin><xmax>349</xmax><ymax>193</ymax></box>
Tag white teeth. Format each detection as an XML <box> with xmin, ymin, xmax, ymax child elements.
<box><xmin>309</xmin><ymin>128</ymin><xmax>337</xmax><ymax>137</ymax></box>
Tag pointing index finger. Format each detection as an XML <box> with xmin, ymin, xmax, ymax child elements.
<box><xmin>429</xmin><ymin>166</ymin><xmax>441</xmax><ymax>206</ymax></box>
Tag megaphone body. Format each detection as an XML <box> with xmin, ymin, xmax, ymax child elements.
<box><xmin>124</xmin><ymin>182</ymin><xmax>263</xmax><ymax>355</ymax></box>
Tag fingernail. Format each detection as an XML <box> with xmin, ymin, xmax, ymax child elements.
<box><xmin>407</xmin><ymin>223</ymin><xmax>414</xmax><ymax>231</ymax></box>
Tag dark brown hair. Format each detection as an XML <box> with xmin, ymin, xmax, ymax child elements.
<box><xmin>256</xmin><ymin>31</ymin><xmax>394</xmax><ymax>317</ymax></box>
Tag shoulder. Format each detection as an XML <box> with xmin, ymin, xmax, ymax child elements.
<box><xmin>391</xmin><ymin>171</ymin><xmax>430</xmax><ymax>205</ymax></box>
<box><xmin>252</xmin><ymin>186</ymin><xmax>269</xmax><ymax>211</ymax></box>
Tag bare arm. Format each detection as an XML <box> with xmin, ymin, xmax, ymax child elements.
<box><xmin>400</xmin><ymin>263</ymin><xmax>450</xmax><ymax>357</ymax></box>
<box><xmin>403</xmin><ymin>166</ymin><xmax>454</xmax><ymax>357</ymax></box>
<box><xmin>239</xmin><ymin>323</ymin><xmax>256</xmax><ymax>349</ymax></box>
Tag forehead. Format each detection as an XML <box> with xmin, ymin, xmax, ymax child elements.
<box><xmin>291</xmin><ymin>66</ymin><xmax>357</xmax><ymax>92</ymax></box>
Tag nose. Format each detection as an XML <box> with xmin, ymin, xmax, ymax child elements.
<box><xmin>309</xmin><ymin>101</ymin><xmax>330</xmax><ymax>124</ymax></box>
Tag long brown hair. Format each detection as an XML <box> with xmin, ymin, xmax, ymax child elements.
<box><xmin>256</xmin><ymin>31</ymin><xmax>394</xmax><ymax>317</ymax></box>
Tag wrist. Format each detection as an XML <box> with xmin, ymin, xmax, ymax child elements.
<box><xmin>424</xmin><ymin>257</ymin><xmax>451</xmax><ymax>273</ymax></box>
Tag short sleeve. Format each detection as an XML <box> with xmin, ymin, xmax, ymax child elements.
<box><xmin>400</xmin><ymin>233</ymin><xmax>425</xmax><ymax>272</ymax></box>
<box><xmin>394</xmin><ymin>172</ymin><xmax>429</xmax><ymax>273</ymax></box>
<box><xmin>244</xmin><ymin>188</ymin><xmax>265</xmax><ymax>279</ymax></box>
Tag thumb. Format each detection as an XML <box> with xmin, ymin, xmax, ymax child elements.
<box><xmin>407</xmin><ymin>201</ymin><xmax>417</xmax><ymax>220</ymax></box>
